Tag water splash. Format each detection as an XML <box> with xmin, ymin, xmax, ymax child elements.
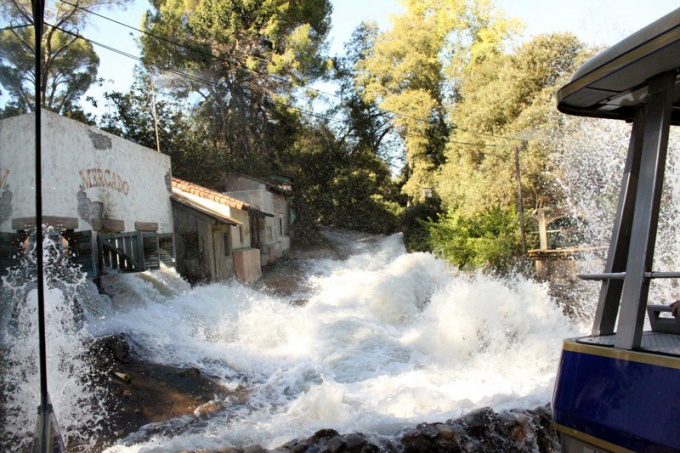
<box><xmin>95</xmin><ymin>232</ymin><xmax>578</xmax><ymax>452</ymax></box>
<box><xmin>549</xmin><ymin>115</ymin><xmax>680</xmax><ymax>315</ymax></box>
<box><xmin>0</xmin><ymin>230</ymin><xmax>109</xmax><ymax>451</ymax></box>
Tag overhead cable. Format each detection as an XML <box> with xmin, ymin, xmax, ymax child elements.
<box><xmin>57</xmin><ymin>0</ymin><xmax>522</xmax><ymax>144</ymax></box>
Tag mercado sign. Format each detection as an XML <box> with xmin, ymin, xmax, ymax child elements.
<box><xmin>78</xmin><ymin>168</ymin><xmax>129</xmax><ymax>195</ymax></box>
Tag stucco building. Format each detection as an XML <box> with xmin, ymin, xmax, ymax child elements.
<box><xmin>171</xmin><ymin>178</ymin><xmax>265</xmax><ymax>283</ymax></box>
<box><xmin>0</xmin><ymin>112</ymin><xmax>292</xmax><ymax>285</ymax></box>
<box><xmin>0</xmin><ymin>111</ymin><xmax>174</xmax><ymax>277</ymax></box>
<box><xmin>222</xmin><ymin>174</ymin><xmax>293</xmax><ymax>265</ymax></box>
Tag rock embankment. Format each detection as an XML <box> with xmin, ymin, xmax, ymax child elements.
<box><xmin>183</xmin><ymin>405</ymin><xmax>558</xmax><ymax>452</ymax></box>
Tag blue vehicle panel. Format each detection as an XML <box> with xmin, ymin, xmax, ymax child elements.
<box><xmin>553</xmin><ymin>341</ymin><xmax>680</xmax><ymax>452</ymax></box>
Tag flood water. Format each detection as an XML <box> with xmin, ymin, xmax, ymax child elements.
<box><xmin>1</xmin><ymin>229</ymin><xmax>583</xmax><ymax>452</ymax></box>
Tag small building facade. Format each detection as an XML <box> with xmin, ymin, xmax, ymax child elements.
<box><xmin>0</xmin><ymin>111</ymin><xmax>174</xmax><ymax>277</ymax></box>
<box><xmin>222</xmin><ymin>174</ymin><xmax>293</xmax><ymax>265</ymax></box>
<box><xmin>171</xmin><ymin>178</ymin><xmax>264</xmax><ymax>283</ymax></box>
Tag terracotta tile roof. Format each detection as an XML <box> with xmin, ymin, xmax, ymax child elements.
<box><xmin>171</xmin><ymin>177</ymin><xmax>261</xmax><ymax>212</ymax></box>
<box><xmin>170</xmin><ymin>195</ymin><xmax>239</xmax><ymax>226</ymax></box>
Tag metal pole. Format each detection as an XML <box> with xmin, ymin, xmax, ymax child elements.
<box><xmin>31</xmin><ymin>0</ymin><xmax>51</xmax><ymax>451</ymax></box>
<box><xmin>615</xmin><ymin>72</ymin><xmax>675</xmax><ymax>350</ymax></box>
<box><xmin>514</xmin><ymin>144</ymin><xmax>527</xmax><ymax>255</ymax></box>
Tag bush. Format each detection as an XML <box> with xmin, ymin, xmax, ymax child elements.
<box><xmin>401</xmin><ymin>198</ymin><xmax>443</xmax><ymax>252</ymax></box>
<box><xmin>426</xmin><ymin>205</ymin><xmax>525</xmax><ymax>273</ymax></box>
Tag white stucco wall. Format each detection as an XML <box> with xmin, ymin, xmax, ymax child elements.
<box><xmin>0</xmin><ymin>111</ymin><xmax>173</xmax><ymax>234</ymax></box>
<box><xmin>230</xmin><ymin>209</ymin><xmax>251</xmax><ymax>249</ymax></box>
<box><xmin>224</xmin><ymin>187</ymin><xmax>289</xmax><ymax>247</ymax></box>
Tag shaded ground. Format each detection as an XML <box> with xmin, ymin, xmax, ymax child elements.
<box><xmin>86</xmin><ymin>334</ymin><xmax>245</xmax><ymax>450</ymax></box>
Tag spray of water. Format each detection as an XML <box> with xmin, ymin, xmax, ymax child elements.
<box><xmin>0</xmin><ymin>229</ymin><xmax>109</xmax><ymax>451</ymax></box>
<box><xmin>549</xmin><ymin>114</ymin><xmax>680</xmax><ymax>315</ymax></box>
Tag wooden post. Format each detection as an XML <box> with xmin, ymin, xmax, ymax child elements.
<box><xmin>514</xmin><ymin>144</ymin><xmax>527</xmax><ymax>255</ymax></box>
<box><xmin>538</xmin><ymin>208</ymin><xmax>548</xmax><ymax>250</ymax></box>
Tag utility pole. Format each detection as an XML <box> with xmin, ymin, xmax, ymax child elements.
<box><xmin>151</xmin><ymin>81</ymin><xmax>161</xmax><ymax>153</ymax></box>
<box><xmin>514</xmin><ymin>142</ymin><xmax>527</xmax><ymax>255</ymax></box>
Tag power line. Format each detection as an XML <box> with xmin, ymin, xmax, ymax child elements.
<box><xmin>0</xmin><ymin>24</ymin><xmax>33</xmax><ymax>31</ymax></box>
<box><xmin>49</xmin><ymin>23</ymin><xmax>345</xmax><ymax>125</ymax></box>
<box><xmin>57</xmin><ymin>0</ymin><xmax>522</xmax><ymax>144</ymax></box>
<box><xmin>47</xmin><ymin>21</ymin><xmax>502</xmax><ymax>148</ymax></box>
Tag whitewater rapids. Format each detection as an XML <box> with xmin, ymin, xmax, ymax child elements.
<box><xmin>85</xmin><ymin>230</ymin><xmax>581</xmax><ymax>451</ymax></box>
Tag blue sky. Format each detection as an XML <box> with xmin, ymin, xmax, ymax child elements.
<box><xmin>54</xmin><ymin>0</ymin><xmax>680</xmax><ymax>110</ymax></box>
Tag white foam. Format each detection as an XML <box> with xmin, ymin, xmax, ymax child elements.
<box><xmin>96</xmin><ymin>234</ymin><xmax>580</xmax><ymax>452</ymax></box>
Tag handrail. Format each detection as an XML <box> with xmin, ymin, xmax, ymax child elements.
<box><xmin>100</xmin><ymin>240</ymin><xmax>140</xmax><ymax>271</ymax></box>
<box><xmin>578</xmin><ymin>271</ymin><xmax>680</xmax><ymax>281</ymax></box>
<box><xmin>578</xmin><ymin>272</ymin><xmax>626</xmax><ymax>280</ymax></box>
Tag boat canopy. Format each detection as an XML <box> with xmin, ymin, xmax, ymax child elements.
<box><xmin>557</xmin><ymin>7</ymin><xmax>680</xmax><ymax>123</ymax></box>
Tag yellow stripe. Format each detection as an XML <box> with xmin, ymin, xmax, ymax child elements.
<box><xmin>558</xmin><ymin>25</ymin><xmax>680</xmax><ymax>105</ymax></box>
<box><xmin>553</xmin><ymin>422</ymin><xmax>634</xmax><ymax>453</ymax></box>
<box><xmin>563</xmin><ymin>339</ymin><xmax>680</xmax><ymax>370</ymax></box>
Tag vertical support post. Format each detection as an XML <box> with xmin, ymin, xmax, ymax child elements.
<box><xmin>137</xmin><ymin>231</ymin><xmax>146</xmax><ymax>271</ymax></box>
<box><xmin>538</xmin><ymin>208</ymin><xmax>548</xmax><ymax>250</ymax></box>
<box><xmin>591</xmin><ymin>108</ymin><xmax>645</xmax><ymax>336</ymax></box>
<box><xmin>151</xmin><ymin>81</ymin><xmax>161</xmax><ymax>153</ymax></box>
<box><xmin>514</xmin><ymin>143</ymin><xmax>527</xmax><ymax>255</ymax></box>
<box><xmin>615</xmin><ymin>72</ymin><xmax>675</xmax><ymax>349</ymax></box>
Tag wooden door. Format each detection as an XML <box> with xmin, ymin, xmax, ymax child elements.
<box><xmin>212</xmin><ymin>228</ymin><xmax>231</xmax><ymax>281</ymax></box>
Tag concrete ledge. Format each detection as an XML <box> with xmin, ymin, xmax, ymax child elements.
<box><xmin>12</xmin><ymin>216</ymin><xmax>79</xmax><ymax>230</ymax></box>
<box><xmin>92</xmin><ymin>218</ymin><xmax>125</xmax><ymax>233</ymax></box>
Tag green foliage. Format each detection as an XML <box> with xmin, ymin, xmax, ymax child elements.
<box><xmin>280</xmin><ymin>123</ymin><xmax>403</xmax><ymax>235</ymax></box>
<box><xmin>401</xmin><ymin>197</ymin><xmax>442</xmax><ymax>252</ymax></box>
<box><xmin>427</xmin><ymin>205</ymin><xmax>524</xmax><ymax>271</ymax></box>
<box><xmin>354</xmin><ymin>0</ymin><xmax>519</xmax><ymax>202</ymax></box>
<box><xmin>0</xmin><ymin>0</ymin><xmax>130</xmax><ymax>115</ymax></box>
<box><xmin>98</xmin><ymin>75</ymin><xmax>224</xmax><ymax>186</ymax></box>
<box><xmin>437</xmin><ymin>33</ymin><xmax>588</xmax><ymax>217</ymax></box>
<box><xmin>139</xmin><ymin>0</ymin><xmax>333</xmax><ymax>180</ymax></box>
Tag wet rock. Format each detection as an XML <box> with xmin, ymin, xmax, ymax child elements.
<box><xmin>85</xmin><ymin>333</ymin><xmax>235</xmax><ymax>447</ymax></box>
<box><xmin>398</xmin><ymin>406</ymin><xmax>558</xmax><ymax>453</ymax></box>
<box><xmin>174</xmin><ymin>405</ymin><xmax>558</xmax><ymax>453</ymax></box>
<box><xmin>180</xmin><ymin>367</ymin><xmax>201</xmax><ymax>377</ymax></box>
<box><xmin>461</xmin><ymin>406</ymin><xmax>496</xmax><ymax>436</ymax></box>
<box><xmin>195</xmin><ymin>400</ymin><xmax>228</xmax><ymax>418</ymax></box>
<box><xmin>89</xmin><ymin>334</ymin><xmax>132</xmax><ymax>364</ymax></box>
<box><xmin>276</xmin><ymin>430</ymin><xmax>380</xmax><ymax>453</ymax></box>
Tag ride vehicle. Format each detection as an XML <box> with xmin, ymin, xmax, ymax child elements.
<box><xmin>552</xmin><ymin>7</ymin><xmax>680</xmax><ymax>452</ymax></box>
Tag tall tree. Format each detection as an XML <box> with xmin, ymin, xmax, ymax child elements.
<box><xmin>427</xmin><ymin>33</ymin><xmax>589</xmax><ymax>270</ymax></box>
<box><xmin>0</xmin><ymin>0</ymin><xmax>130</xmax><ymax>115</ymax></box>
<box><xmin>140</xmin><ymin>0</ymin><xmax>333</xmax><ymax>184</ymax></box>
<box><xmin>355</xmin><ymin>0</ymin><xmax>518</xmax><ymax>203</ymax></box>
<box><xmin>437</xmin><ymin>33</ymin><xmax>587</xmax><ymax>216</ymax></box>
<box><xmin>333</xmin><ymin>22</ymin><xmax>396</xmax><ymax>163</ymax></box>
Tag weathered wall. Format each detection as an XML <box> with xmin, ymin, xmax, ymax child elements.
<box><xmin>229</xmin><ymin>208</ymin><xmax>251</xmax><ymax>250</ymax></box>
<box><xmin>0</xmin><ymin>111</ymin><xmax>173</xmax><ymax>234</ymax></box>
<box><xmin>224</xmin><ymin>185</ymin><xmax>290</xmax><ymax>251</ymax></box>
<box><xmin>233</xmin><ymin>248</ymin><xmax>262</xmax><ymax>282</ymax></box>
